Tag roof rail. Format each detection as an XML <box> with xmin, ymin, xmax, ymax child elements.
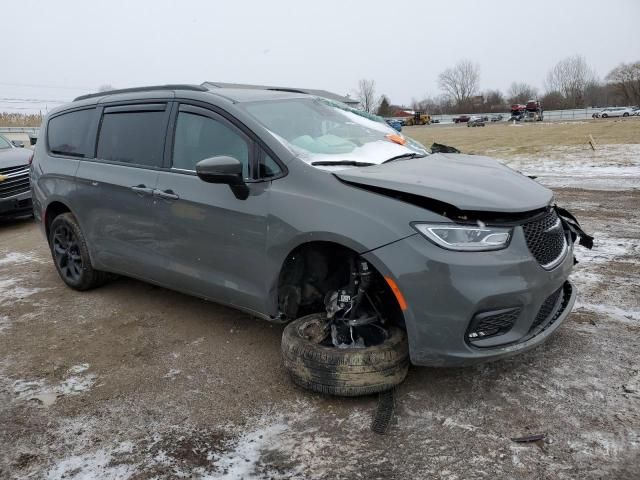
<box><xmin>73</xmin><ymin>84</ymin><xmax>208</xmax><ymax>102</ymax></box>
<box><xmin>267</xmin><ymin>88</ymin><xmax>307</xmax><ymax>95</ymax></box>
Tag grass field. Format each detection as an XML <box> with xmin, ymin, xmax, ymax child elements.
<box><xmin>405</xmin><ymin>117</ymin><xmax>640</xmax><ymax>156</ymax></box>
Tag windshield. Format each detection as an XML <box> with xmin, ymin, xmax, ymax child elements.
<box><xmin>0</xmin><ymin>135</ymin><xmax>12</xmax><ymax>150</ymax></box>
<box><xmin>242</xmin><ymin>97</ymin><xmax>428</xmax><ymax>168</ymax></box>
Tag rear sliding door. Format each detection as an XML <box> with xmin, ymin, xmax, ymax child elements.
<box><xmin>74</xmin><ymin>103</ymin><xmax>170</xmax><ymax>279</ymax></box>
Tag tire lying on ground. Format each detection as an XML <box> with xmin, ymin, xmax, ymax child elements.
<box><xmin>281</xmin><ymin>313</ymin><xmax>410</xmax><ymax>396</ymax></box>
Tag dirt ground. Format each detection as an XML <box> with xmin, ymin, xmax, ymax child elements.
<box><xmin>1</xmin><ymin>120</ymin><xmax>639</xmax><ymax>479</ymax></box>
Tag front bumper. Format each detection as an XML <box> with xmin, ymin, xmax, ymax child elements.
<box><xmin>0</xmin><ymin>190</ymin><xmax>32</xmax><ymax>218</ymax></box>
<box><xmin>363</xmin><ymin>226</ymin><xmax>575</xmax><ymax>366</ymax></box>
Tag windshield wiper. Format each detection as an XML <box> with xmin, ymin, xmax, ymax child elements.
<box><xmin>383</xmin><ymin>153</ymin><xmax>427</xmax><ymax>163</ymax></box>
<box><xmin>311</xmin><ymin>160</ymin><xmax>376</xmax><ymax>167</ymax></box>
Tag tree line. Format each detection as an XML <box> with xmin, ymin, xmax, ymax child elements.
<box><xmin>355</xmin><ymin>56</ymin><xmax>640</xmax><ymax>116</ymax></box>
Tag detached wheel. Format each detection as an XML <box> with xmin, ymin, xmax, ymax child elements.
<box><xmin>49</xmin><ymin>213</ymin><xmax>109</xmax><ymax>291</ymax></box>
<box><xmin>281</xmin><ymin>314</ymin><xmax>409</xmax><ymax>396</ymax></box>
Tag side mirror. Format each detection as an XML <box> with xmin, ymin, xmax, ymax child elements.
<box><xmin>195</xmin><ymin>156</ymin><xmax>249</xmax><ymax>200</ymax></box>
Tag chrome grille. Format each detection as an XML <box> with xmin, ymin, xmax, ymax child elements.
<box><xmin>522</xmin><ymin>210</ymin><xmax>567</xmax><ymax>269</ymax></box>
<box><xmin>0</xmin><ymin>164</ymin><xmax>30</xmax><ymax>198</ymax></box>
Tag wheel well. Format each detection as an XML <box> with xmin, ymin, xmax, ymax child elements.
<box><xmin>276</xmin><ymin>241</ymin><xmax>403</xmax><ymax>325</ymax></box>
<box><xmin>45</xmin><ymin>201</ymin><xmax>71</xmax><ymax>241</ymax></box>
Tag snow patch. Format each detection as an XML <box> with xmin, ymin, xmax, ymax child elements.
<box><xmin>68</xmin><ymin>363</ymin><xmax>90</xmax><ymax>374</ymax></box>
<box><xmin>0</xmin><ymin>277</ymin><xmax>48</xmax><ymax>305</ymax></box>
<box><xmin>163</xmin><ymin>368</ymin><xmax>182</xmax><ymax>379</ymax></box>
<box><xmin>212</xmin><ymin>416</ymin><xmax>289</xmax><ymax>480</ymax></box>
<box><xmin>46</xmin><ymin>442</ymin><xmax>136</xmax><ymax>480</ymax></box>
<box><xmin>10</xmin><ymin>364</ymin><xmax>96</xmax><ymax>406</ymax></box>
<box><xmin>0</xmin><ymin>251</ymin><xmax>39</xmax><ymax>266</ymax></box>
<box><xmin>0</xmin><ymin>314</ymin><xmax>11</xmax><ymax>334</ymax></box>
<box><xmin>502</xmin><ymin>144</ymin><xmax>640</xmax><ymax>191</ymax></box>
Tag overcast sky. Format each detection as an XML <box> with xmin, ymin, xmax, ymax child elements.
<box><xmin>3</xmin><ymin>0</ymin><xmax>639</xmax><ymax>113</ymax></box>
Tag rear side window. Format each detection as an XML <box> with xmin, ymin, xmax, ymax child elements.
<box><xmin>97</xmin><ymin>110</ymin><xmax>167</xmax><ymax>167</ymax></box>
<box><xmin>47</xmin><ymin>109</ymin><xmax>94</xmax><ymax>157</ymax></box>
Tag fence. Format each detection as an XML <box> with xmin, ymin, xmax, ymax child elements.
<box><xmin>428</xmin><ymin>108</ymin><xmax>603</xmax><ymax>124</ymax></box>
<box><xmin>0</xmin><ymin>126</ymin><xmax>40</xmax><ymax>134</ymax></box>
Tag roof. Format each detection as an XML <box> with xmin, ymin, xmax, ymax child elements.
<box><xmin>204</xmin><ymin>88</ymin><xmax>309</xmax><ymax>103</ymax></box>
<box><xmin>73</xmin><ymin>84</ymin><xmax>207</xmax><ymax>102</ymax></box>
<box><xmin>202</xmin><ymin>81</ymin><xmax>359</xmax><ymax>105</ymax></box>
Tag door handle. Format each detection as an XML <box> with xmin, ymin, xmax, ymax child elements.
<box><xmin>130</xmin><ymin>185</ymin><xmax>154</xmax><ymax>195</ymax></box>
<box><xmin>154</xmin><ymin>189</ymin><xmax>180</xmax><ymax>200</ymax></box>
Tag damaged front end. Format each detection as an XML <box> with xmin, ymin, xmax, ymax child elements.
<box><xmin>288</xmin><ymin>254</ymin><xmax>396</xmax><ymax>350</ymax></box>
<box><xmin>323</xmin><ymin>257</ymin><xmax>389</xmax><ymax>349</ymax></box>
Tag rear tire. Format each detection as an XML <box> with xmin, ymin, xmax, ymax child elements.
<box><xmin>49</xmin><ymin>213</ymin><xmax>110</xmax><ymax>291</ymax></box>
<box><xmin>281</xmin><ymin>314</ymin><xmax>410</xmax><ymax>396</ymax></box>
<box><xmin>602</xmin><ymin>113</ymin><xmax>608</xmax><ymax>118</ymax></box>
<box><xmin>623</xmin><ymin>112</ymin><xmax>629</xmax><ymax>117</ymax></box>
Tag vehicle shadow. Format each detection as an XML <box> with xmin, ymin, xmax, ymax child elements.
<box><xmin>0</xmin><ymin>214</ymin><xmax>34</xmax><ymax>230</ymax></box>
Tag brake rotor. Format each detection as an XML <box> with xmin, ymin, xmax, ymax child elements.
<box><xmin>298</xmin><ymin>317</ymin><xmax>329</xmax><ymax>344</ymax></box>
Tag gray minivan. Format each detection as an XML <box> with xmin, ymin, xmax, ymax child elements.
<box><xmin>31</xmin><ymin>85</ymin><xmax>592</xmax><ymax>396</ymax></box>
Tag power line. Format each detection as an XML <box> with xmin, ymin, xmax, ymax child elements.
<box><xmin>0</xmin><ymin>97</ymin><xmax>68</xmax><ymax>104</ymax></box>
<box><xmin>0</xmin><ymin>81</ymin><xmax>91</xmax><ymax>91</ymax></box>
<box><xmin>0</xmin><ymin>106</ymin><xmax>46</xmax><ymax>111</ymax></box>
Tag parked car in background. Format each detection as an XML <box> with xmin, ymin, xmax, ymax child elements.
<box><xmin>632</xmin><ymin>108</ymin><xmax>640</xmax><ymax>116</ymax></box>
<box><xmin>453</xmin><ymin>115</ymin><xmax>471</xmax><ymax>123</ymax></box>
<box><xmin>385</xmin><ymin>118</ymin><xmax>403</xmax><ymax>132</ymax></box>
<box><xmin>467</xmin><ymin>116</ymin><xmax>485</xmax><ymax>127</ymax></box>
<box><xmin>596</xmin><ymin>107</ymin><xmax>634</xmax><ymax>118</ymax></box>
<box><xmin>0</xmin><ymin>133</ymin><xmax>33</xmax><ymax>219</ymax></box>
<box><xmin>490</xmin><ymin>114</ymin><xmax>503</xmax><ymax>122</ymax></box>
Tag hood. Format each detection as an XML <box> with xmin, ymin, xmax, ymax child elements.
<box><xmin>333</xmin><ymin>153</ymin><xmax>553</xmax><ymax>213</ymax></box>
<box><xmin>0</xmin><ymin>147</ymin><xmax>32</xmax><ymax>169</ymax></box>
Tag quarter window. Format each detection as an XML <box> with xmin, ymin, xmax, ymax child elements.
<box><xmin>260</xmin><ymin>153</ymin><xmax>282</xmax><ymax>178</ymax></box>
<box><xmin>48</xmin><ymin>109</ymin><xmax>95</xmax><ymax>157</ymax></box>
<box><xmin>97</xmin><ymin>110</ymin><xmax>166</xmax><ymax>167</ymax></box>
<box><xmin>172</xmin><ymin>112</ymin><xmax>250</xmax><ymax>177</ymax></box>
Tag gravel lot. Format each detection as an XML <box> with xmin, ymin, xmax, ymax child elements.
<box><xmin>1</xmin><ymin>138</ymin><xmax>639</xmax><ymax>478</ymax></box>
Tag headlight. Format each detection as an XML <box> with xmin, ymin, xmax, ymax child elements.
<box><xmin>413</xmin><ymin>223</ymin><xmax>512</xmax><ymax>251</ymax></box>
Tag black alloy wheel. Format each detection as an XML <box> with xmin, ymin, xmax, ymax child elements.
<box><xmin>52</xmin><ymin>223</ymin><xmax>83</xmax><ymax>283</ymax></box>
<box><xmin>48</xmin><ymin>213</ymin><xmax>110</xmax><ymax>290</ymax></box>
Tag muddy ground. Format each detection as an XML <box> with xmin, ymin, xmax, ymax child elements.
<box><xmin>1</xmin><ymin>142</ymin><xmax>639</xmax><ymax>479</ymax></box>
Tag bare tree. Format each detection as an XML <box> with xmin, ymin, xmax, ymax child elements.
<box><xmin>411</xmin><ymin>95</ymin><xmax>440</xmax><ymax>114</ymax></box>
<box><xmin>606</xmin><ymin>61</ymin><xmax>640</xmax><ymax>105</ymax></box>
<box><xmin>545</xmin><ymin>55</ymin><xmax>597</xmax><ymax>108</ymax></box>
<box><xmin>507</xmin><ymin>82</ymin><xmax>538</xmax><ymax>104</ymax></box>
<box><xmin>354</xmin><ymin>79</ymin><xmax>379</xmax><ymax>113</ymax></box>
<box><xmin>542</xmin><ymin>90</ymin><xmax>565</xmax><ymax>110</ymax></box>
<box><xmin>482</xmin><ymin>89</ymin><xmax>505</xmax><ymax>111</ymax></box>
<box><xmin>98</xmin><ymin>84</ymin><xmax>115</xmax><ymax>92</ymax></box>
<box><xmin>437</xmin><ymin>60</ymin><xmax>480</xmax><ymax>109</ymax></box>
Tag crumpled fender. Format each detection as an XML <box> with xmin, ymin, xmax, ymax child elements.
<box><xmin>556</xmin><ymin>205</ymin><xmax>594</xmax><ymax>250</ymax></box>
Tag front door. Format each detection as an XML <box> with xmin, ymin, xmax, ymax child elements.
<box><xmin>152</xmin><ymin>104</ymin><xmax>271</xmax><ymax>313</ymax></box>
